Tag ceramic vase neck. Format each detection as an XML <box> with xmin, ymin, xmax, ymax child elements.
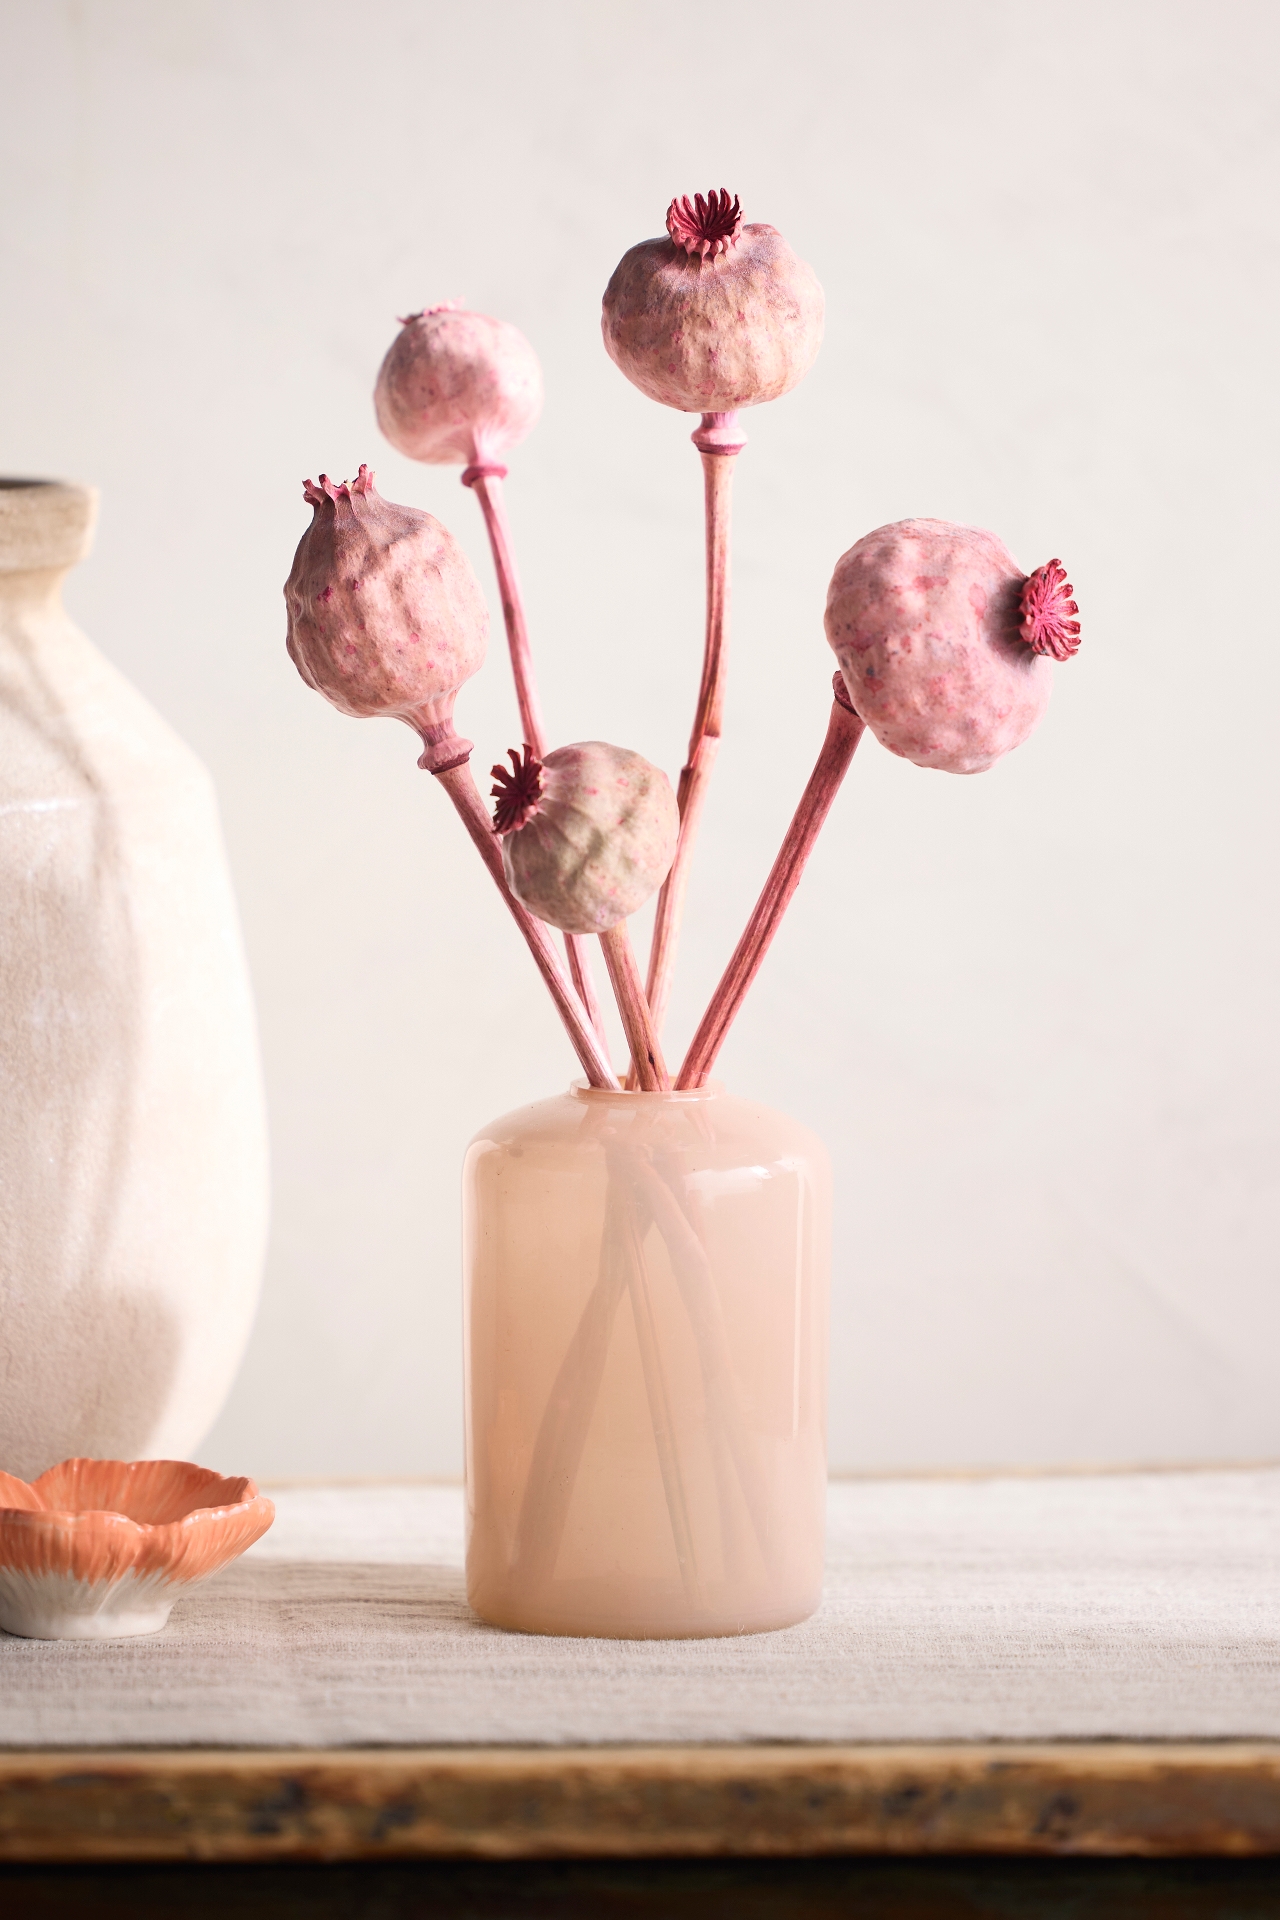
<box><xmin>0</xmin><ymin>481</ymin><xmax>97</xmax><ymax>627</ymax></box>
<box><xmin>0</xmin><ymin>480</ymin><xmax>97</xmax><ymax>601</ymax></box>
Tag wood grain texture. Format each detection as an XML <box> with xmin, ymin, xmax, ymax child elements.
<box><xmin>0</xmin><ymin>1744</ymin><xmax>1278</xmax><ymax>1864</ymax></box>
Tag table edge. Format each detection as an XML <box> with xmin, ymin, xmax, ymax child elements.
<box><xmin>1</xmin><ymin>1741</ymin><xmax>1279</xmax><ymax>1863</ymax></box>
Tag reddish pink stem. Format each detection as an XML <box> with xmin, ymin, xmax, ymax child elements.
<box><xmin>434</xmin><ymin>758</ymin><xmax>619</xmax><ymax>1090</ymax></box>
<box><xmin>643</xmin><ymin>413</ymin><xmax>746</xmax><ymax>1047</ymax></box>
<box><xmin>677</xmin><ymin>679</ymin><xmax>866</xmax><ymax>1090</ymax></box>
<box><xmin>464</xmin><ymin>466</ymin><xmax>608</xmax><ymax>1050</ymax></box>
<box><xmin>464</xmin><ymin>469</ymin><xmax>547</xmax><ymax>753</ymax></box>
<box><xmin>565</xmin><ymin>937</ymin><xmax>606</xmax><ymax>1047</ymax></box>
<box><xmin>599</xmin><ymin>922</ymin><xmax>670</xmax><ymax>1091</ymax></box>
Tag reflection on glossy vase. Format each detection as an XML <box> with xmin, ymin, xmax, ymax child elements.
<box><xmin>0</xmin><ymin>480</ymin><xmax>269</xmax><ymax>1480</ymax></box>
<box><xmin>463</xmin><ymin>1083</ymin><xmax>830</xmax><ymax>1638</ymax></box>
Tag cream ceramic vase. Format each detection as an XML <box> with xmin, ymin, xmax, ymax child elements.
<box><xmin>0</xmin><ymin>480</ymin><xmax>269</xmax><ymax>1480</ymax></box>
<box><xmin>463</xmin><ymin>1082</ymin><xmax>830</xmax><ymax>1638</ymax></box>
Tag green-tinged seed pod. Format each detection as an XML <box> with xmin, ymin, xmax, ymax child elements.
<box><xmin>491</xmin><ymin>742</ymin><xmax>678</xmax><ymax>935</ymax></box>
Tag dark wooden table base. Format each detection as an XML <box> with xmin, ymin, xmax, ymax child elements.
<box><xmin>1</xmin><ymin>1743</ymin><xmax>1279</xmax><ymax>1864</ymax></box>
<box><xmin>3</xmin><ymin>1855</ymin><xmax>1280</xmax><ymax>1918</ymax></box>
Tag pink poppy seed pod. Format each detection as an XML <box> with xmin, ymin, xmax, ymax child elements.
<box><xmin>284</xmin><ymin>465</ymin><xmax>488</xmax><ymax>772</ymax></box>
<box><xmin>491</xmin><ymin>742</ymin><xmax>679</xmax><ymax>935</ymax></box>
<box><xmin>601</xmin><ymin>190</ymin><xmax>824</xmax><ymax>413</ymax></box>
<box><xmin>373</xmin><ymin>304</ymin><xmax>543</xmax><ymax>475</ymax></box>
<box><xmin>824</xmin><ymin>519</ymin><xmax>1081</xmax><ymax>776</ymax></box>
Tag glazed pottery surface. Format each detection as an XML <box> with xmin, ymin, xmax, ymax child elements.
<box><xmin>0</xmin><ymin>1457</ymin><xmax>274</xmax><ymax>1639</ymax></box>
<box><xmin>0</xmin><ymin>481</ymin><xmax>269</xmax><ymax>1479</ymax></box>
<box><xmin>463</xmin><ymin>1082</ymin><xmax>830</xmax><ymax>1638</ymax></box>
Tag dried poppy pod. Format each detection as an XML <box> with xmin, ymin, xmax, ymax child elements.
<box><xmin>374</xmin><ymin>304</ymin><xmax>543</xmax><ymax>473</ymax></box>
<box><xmin>284</xmin><ymin>465</ymin><xmax>488</xmax><ymax>772</ymax></box>
<box><xmin>492</xmin><ymin>742</ymin><xmax>679</xmax><ymax>935</ymax></box>
<box><xmin>824</xmin><ymin>519</ymin><xmax>1080</xmax><ymax>775</ymax></box>
<box><xmin>601</xmin><ymin>190</ymin><xmax>824</xmax><ymax>413</ymax></box>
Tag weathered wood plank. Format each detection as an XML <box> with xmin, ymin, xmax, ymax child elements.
<box><xmin>0</xmin><ymin>1743</ymin><xmax>1278</xmax><ymax>1863</ymax></box>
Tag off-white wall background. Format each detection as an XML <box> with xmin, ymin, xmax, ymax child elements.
<box><xmin>1</xmin><ymin>0</ymin><xmax>1276</xmax><ymax>1478</ymax></box>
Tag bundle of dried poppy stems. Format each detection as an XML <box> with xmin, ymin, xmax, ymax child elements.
<box><xmin>285</xmin><ymin>190</ymin><xmax>1081</xmax><ymax>1093</ymax></box>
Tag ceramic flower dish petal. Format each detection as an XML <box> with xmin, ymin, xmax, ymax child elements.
<box><xmin>0</xmin><ymin>1458</ymin><xmax>274</xmax><ymax>1640</ymax></box>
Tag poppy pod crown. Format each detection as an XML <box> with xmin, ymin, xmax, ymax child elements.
<box><xmin>666</xmin><ymin>189</ymin><xmax>743</xmax><ymax>259</ymax></box>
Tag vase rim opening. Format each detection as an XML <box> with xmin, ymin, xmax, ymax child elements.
<box><xmin>0</xmin><ymin>480</ymin><xmax>98</xmax><ymax>574</ymax></box>
<box><xmin>570</xmin><ymin>1079</ymin><xmax>724</xmax><ymax>1104</ymax></box>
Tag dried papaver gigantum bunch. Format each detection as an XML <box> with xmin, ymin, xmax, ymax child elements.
<box><xmin>371</xmin><ymin>296</ymin><xmax>609</xmax><ymax>1045</ymax></box>
<box><xmin>374</xmin><ymin>304</ymin><xmax>542</xmax><ymax>474</ymax></box>
<box><xmin>494</xmin><ymin>743</ymin><xmax>677</xmax><ymax>935</ymax></box>
<box><xmin>602</xmin><ymin>190</ymin><xmax>824</xmax><ymax>414</ymax></box>
<box><xmin>284</xmin><ymin>465</ymin><xmax>487</xmax><ymax>774</ymax></box>
<box><xmin>823</xmin><ymin>520</ymin><xmax>1079</xmax><ymax>776</ymax></box>
<box><xmin>284</xmin><ymin>466</ymin><xmax>616</xmax><ymax>1092</ymax></box>
<box><xmin>601</xmin><ymin>192</ymin><xmax>825</xmax><ymax>1060</ymax></box>
<box><xmin>677</xmin><ymin>529</ymin><xmax>1081</xmax><ymax>1086</ymax></box>
<box><xmin>373</xmin><ymin>303</ymin><xmax>546</xmax><ymax>741</ymax></box>
<box><xmin>492</xmin><ymin>743</ymin><xmax>679</xmax><ymax>1090</ymax></box>
<box><xmin>288</xmin><ymin>187</ymin><xmax>1083</xmax><ymax>1104</ymax></box>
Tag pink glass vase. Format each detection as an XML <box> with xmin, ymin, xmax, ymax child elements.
<box><xmin>463</xmin><ymin>1082</ymin><xmax>830</xmax><ymax>1638</ymax></box>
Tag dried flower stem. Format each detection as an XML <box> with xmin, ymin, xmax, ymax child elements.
<box><xmin>677</xmin><ymin>680</ymin><xmax>866</xmax><ymax>1090</ymax></box>
<box><xmin>433</xmin><ymin>758</ymin><xmax>620</xmax><ymax>1089</ymax></box>
<box><xmin>643</xmin><ymin>413</ymin><xmax>746</xmax><ymax>1048</ymax></box>
<box><xmin>463</xmin><ymin>469</ymin><xmax>546</xmax><ymax>752</ymax></box>
<box><xmin>633</xmin><ymin>1152</ymin><xmax>775</xmax><ymax>1571</ymax></box>
<box><xmin>617</xmin><ymin>1180</ymin><xmax>698</xmax><ymax>1598</ymax></box>
<box><xmin>512</xmin><ymin>1164</ymin><xmax>698</xmax><ymax>1602</ymax></box>
<box><xmin>464</xmin><ymin>466</ymin><xmax>608</xmax><ymax>1048</ymax></box>
<box><xmin>599</xmin><ymin>922</ymin><xmax>670</xmax><ymax>1091</ymax></box>
<box><xmin>566</xmin><ymin>945</ymin><xmax>606</xmax><ymax>1040</ymax></box>
<box><xmin>511</xmin><ymin>1199</ymin><xmax>629</xmax><ymax>1587</ymax></box>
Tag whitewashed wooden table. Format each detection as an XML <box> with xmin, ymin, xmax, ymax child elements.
<box><xmin>1</xmin><ymin>1467</ymin><xmax>1277</xmax><ymax>1862</ymax></box>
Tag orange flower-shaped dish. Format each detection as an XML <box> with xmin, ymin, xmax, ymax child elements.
<box><xmin>0</xmin><ymin>1458</ymin><xmax>274</xmax><ymax>1640</ymax></box>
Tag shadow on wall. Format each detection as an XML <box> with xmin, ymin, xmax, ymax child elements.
<box><xmin>0</xmin><ymin>612</ymin><xmax>177</xmax><ymax>1480</ymax></box>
